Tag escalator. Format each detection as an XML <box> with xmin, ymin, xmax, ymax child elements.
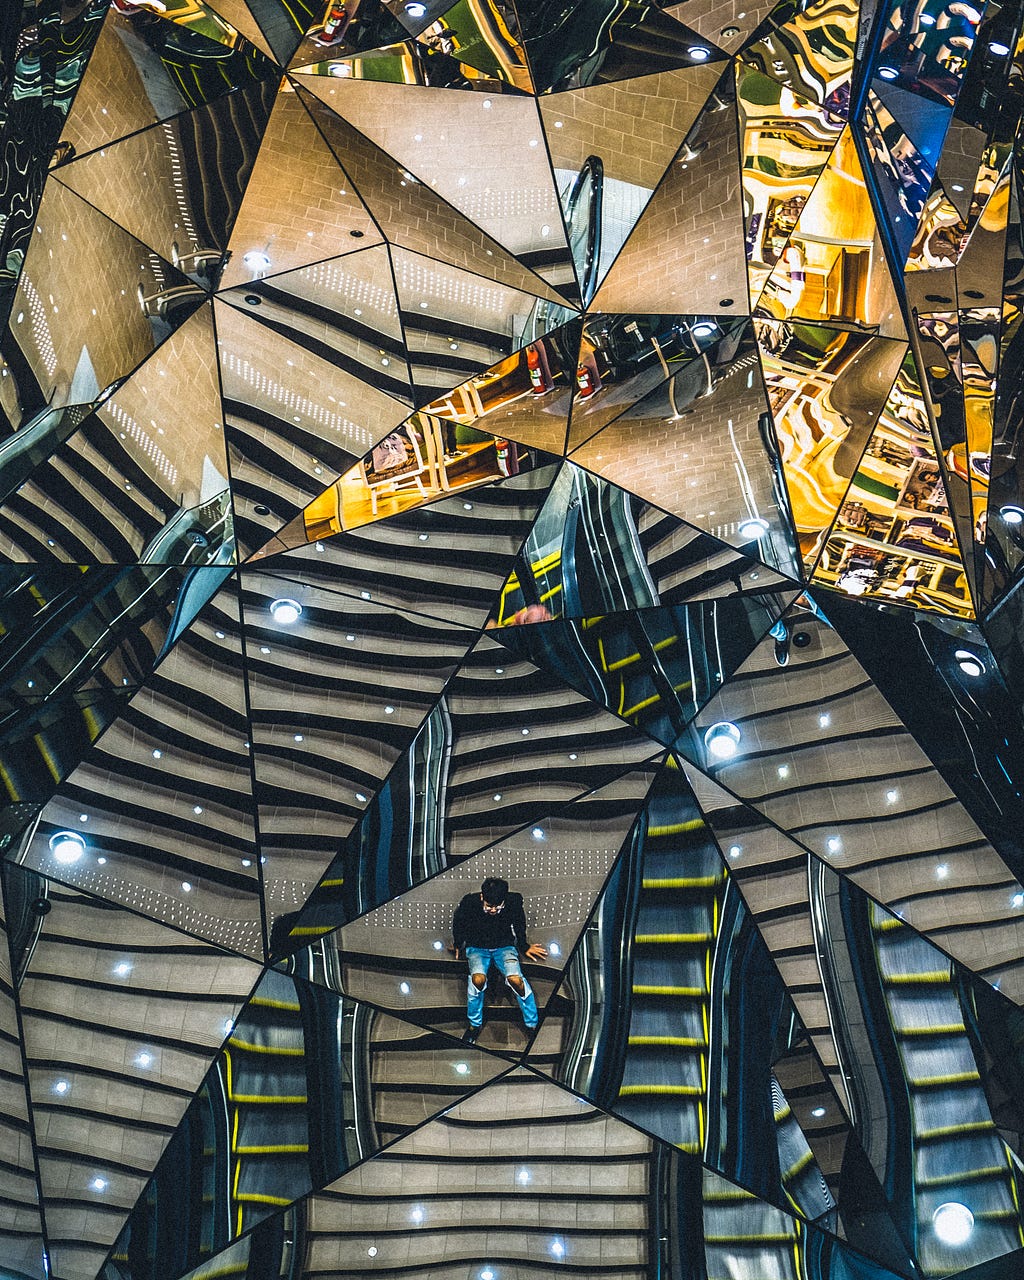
<box><xmin>225</xmin><ymin>970</ymin><xmax>313</xmax><ymax>1239</ymax></box>
<box><xmin>867</xmin><ymin>902</ymin><xmax>1022</xmax><ymax>1275</ymax></box>
<box><xmin>702</xmin><ymin>1172</ymin><xmax>803</xmax><ymax>1280</ymax></box>
<box><xmin>614</xmin><ymin>790</ymin><xmax>726</xmax><ymax>1153</ymax></box>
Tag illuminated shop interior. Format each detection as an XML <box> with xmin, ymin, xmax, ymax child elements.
<box><xmin>0</xmin><ymin>0</ymin><xmax>1023</xmax><ymax>1278</ymax></box>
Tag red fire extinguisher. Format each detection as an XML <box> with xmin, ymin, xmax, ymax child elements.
<box><xmin>526</xmin><ymin>343</ymin><xmax>552</xmax><ymax>395</ymax></box>
<box><xmin>576</xmin><ymin>362</ymin><xmax>596</xmax><ymax>397</ymax></box>
<box><xmin>495</xmin><ymin>438</ymin><xmax>520</xmax><ymax>477</ymax></box>
<box><xmin>318</xmin><ymin>1</ymin><xmax>349</xmax><ymax>42</ymax></box>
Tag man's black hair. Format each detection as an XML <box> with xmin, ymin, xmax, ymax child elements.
<box><xmin>481</xmin><ymin>877</ymin><xmax>509</xmax><ymax>905</ymax></box>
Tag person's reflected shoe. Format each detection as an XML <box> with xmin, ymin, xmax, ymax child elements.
<box><xmin>773</xmin><ymin>623</ymin><xmax>790</xmax><ymax>667</ymax></box>
<box><xmin>463</xmin><ymin>1023</ymin><xmax>482</xmax><ymax>1044</ymax></box>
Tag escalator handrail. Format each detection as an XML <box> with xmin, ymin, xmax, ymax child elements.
<box><xmin>566</xmin><ymin>154</ymin><xmax>604</xmax><ymax>305</ymax></box>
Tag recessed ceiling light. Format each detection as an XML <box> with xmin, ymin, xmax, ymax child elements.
<box><xmin>932</xmin><ymin>1202</ymin><xmax>973</xmax><ymax>1245</ymax></box>
<box><xmin>270</xmin><ymin>598</ymin><xmax>301</xmax><ymax>625</ymax></box>
<box><xmin>48</xmin><ymin>831</ymin><xmax>86</xmax><ymax>864</ymax></box>
<box><xmin>704</xmin><ymin>721</ymin><xmax>741</xmax><ymax>760</ymax></box>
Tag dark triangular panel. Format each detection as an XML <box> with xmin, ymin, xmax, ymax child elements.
<box><xmin>282</xmin><ymin>631</ymin><xmax>665</xmax><ymax>950</ymax></box>
<box><xmin>14</xmin><ymin>581</ymin><xmax>265</xmax><ymax>957</ymax></box>
<box><xmin>8</xmin><ymin>868</ymin><xmax>261</xmax><ymax>1280</ymax></box>
<box><xmin>493</xmin><ymin>592</ymin><xmax>796</xmax><ymax>753</ymax></box>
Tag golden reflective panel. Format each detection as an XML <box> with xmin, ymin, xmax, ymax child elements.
<box><xmin>284</xmin><ymin>411</ymin><xmax>545</xmax><ymax>545</ymax></box>
<box><xmin>755</xmin><ymin>128</ymin><xmax>902</xmax><ymax>330</ymax></box>
<box><xmin>413</xmin><ymin>324</ymin><xmax>577</xmax><ymax>456</ymax></box>
<box><xmin>905</xmin><ymin>181</ymin><xmax>966</xmax><ymax>271</ymax></box>
<box><xmin>809</xmin><ymin>351</ymin><xmax>974</xmax><ymax>616</ymax></box>
<box><xmin>741</xmin><ymin>0</ymin><xmax>858</xmax><ymax>110</ymax></box>
<box><xmin>738</xmin><ymin>64</ymin><xmax>846</xmax><ymax>305</ymax></box>
<box><xmin>757</xmin><ymin>322</ymin><xmax>906</xmax><ymax>560</ymax></box>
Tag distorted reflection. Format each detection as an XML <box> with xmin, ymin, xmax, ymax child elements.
<box><xmin>102</xmin><ymin>967</ymin><xmax>505</xmax><ymax>1280</ymax></box>
<box><xmin>493</xmin><ymin>593</ymin><xmax>789</xmax><ymax>748</ymax></box>
<box><xmin>499</xmin><ymin>462</ymin><xmax>791</xmax><ymax>625</ymax></box>
<box><xmin>272</xmin><ymin>413</ymin><xmax>546</xmax><ymax>547</ymax></box>
<box><xmin>809</xmin><ymin>352</ymin><xmax>973</xmax><ymax>615</ymax></box>
<box><xmin>738</xmin><ymin>64</ymin><xmax>846</xmax><ymax>303</ymax></box>
<box><xmin>757</xmin><ymin>322</ymin><xmax>906</xmax><ymax>560</ymax></box>
<box><xmin>741</xmin><ymin>0</ymin><xmax>857</xmax><ymax>111</ymax></box>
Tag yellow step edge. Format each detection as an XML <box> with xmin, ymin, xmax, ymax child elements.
<box><xmin>618</xmin><ymin>1084</ymin><xmax>703</xmax><ymax>1096</ymax></box>
<box><xmin>628</xmin><ymin>1035</ymin><xmax>706</xmax><ymax>1047</ymax></box>
<box><xmin>916</xmin><ymin>1120</ymin><xmax>995</xmax><ymax>1141</ymax></box>
<box><xmin>632</xmin><ymin>985</ymin><xmax>706</xmax><ymax>997</ymax></box>
<box><xmin>647</xmin><ymin>820</ymin><xmax>708</xmax><ymax>837</ymax></box>
<box><xmin>643</xmin><ymin>875</ymin><xmax>721</xmax><ymax>889</ymax></box>
<box><xmin>635</xmin><ymin>933</ymin><xmax>711</xmax><ymax>944</ymax></box>
<box><xmin>248</xmin><ymin>997</ymin><xmax>302</xmax><ymax>1012</ymax></box>
<box><xmin>227</xmin><ymin>1094</ymin><xmax>308</xmax><ymax>1105</ymax></box>
<box><xmin>234</xmin><ymin>1144</ymin><xmax>310</xmax><ymax>1155</ymax></box>
<box><xmin>228</xmin><ymin>1037</ymin><xmax>305</xmax><ymax>1056</ymax></box>
<box><xmin>908</xmin><ymin>1071</ymin><xmax>981</xmax><ymax>1088</ymax></box>
<box><xmin>883</xmin><ymin>970</ymin><xmax>951</xmax><ymax>985</ymax></box>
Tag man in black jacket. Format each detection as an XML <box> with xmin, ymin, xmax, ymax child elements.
<box><xmin>451</xmin><ymin>877</ymin><xmax>547</xmax><ymax>1042</ymax></box>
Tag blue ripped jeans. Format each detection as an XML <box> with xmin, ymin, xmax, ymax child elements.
<box><xmin>465</xmin><ymin>945</ymin><xmax>538</xmax><ymax>1029</ymax></box>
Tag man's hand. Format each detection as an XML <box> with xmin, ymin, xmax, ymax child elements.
<box><xmin>447</xmin><ymin>945</ymin><xmax>461</xmax><ymax>959</ymax></box>
<box><xmin>525</xmin><ymin>943</ymin><xmax>548</xmax><ymax>962</ymax></box>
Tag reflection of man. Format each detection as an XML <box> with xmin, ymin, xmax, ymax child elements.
<box><xmin>451</xmin><ymin>878</ymin><xmax>547</xmax><ymax>1043</ymax></box>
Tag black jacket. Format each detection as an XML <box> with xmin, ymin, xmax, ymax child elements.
<box><xmin>452</xmin><ymin>893</ymin><xmax>528</xmax><ymax>952</ymax></box>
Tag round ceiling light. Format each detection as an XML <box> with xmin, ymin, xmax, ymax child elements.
<box><xmin>932</xmin><ymin>1202</ymin><xmax>974</xmax><ymax>1246</ymax></box>
<box><xmin>737</xmin><ymin>516</ymin><xmax>769</xmax><ymax>540</ymax></box>
<box><xmin>48</xmin><ymin>830</ymin><xmax>86</xmax><ymax>865</ymax></box>
<box><xmin>270</xmin><ymin>598</ymin><xmax>302</xmax><ymax>625</ymax></box>
<box><xmin>704</xmin><ymin>721</ymin><xmax>741</xmax><ymax>761</ymax></box>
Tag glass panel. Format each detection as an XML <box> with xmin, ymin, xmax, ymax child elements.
<box><xmin>58</xmin><ymin>8</ymin><xmax>275</xmax><ymax>159</ymax></box>
<box><xmin>539</xmin><ymin>64</ymin><xmax>721</xmax><ymax>301</ymax></box>
<box><xmin>238</xmin><ymin>568</ymin><xmax>479</xmax><ymax>931</ymax></box>
<box><xmin>0</xmin><ymin>306</ymin><xmax>234</xmax><ymax>566</ymax></box>
<box><xmin>284</xmin><ymin>635</ymin><xmax>662</xmax><ymax>947</ymax></box>
<box><xmin>277</xmin><ymin>412</ymin><xmax>549</xmax><ymax>546</ymax></box>
<box><xmin>571</xmin><ymin>320</ymin><xmax>801</xmax><ymax>575</ymax></box>
<box><xmin>55</xmin><ymin>79</ymin><xmax>277</xmax><ymax>287</ymax></box>
<box><xmin>214</xmin><ymin>298</ymin><xmax>411</xmax><ymax>557</ymax></box>
<box><xmin>220</xmin><ymin>89</ymin><xmax>383</xmax><ymax>292</ymax></box>
<box><xmin>756</xmin><ymin>322</ymin><xmax>906</xmax><ymax>568</ymax></box>
<box><xmin>325</xmin><ymin>767</ymin><xmax>657</xmax><ymax>1048</ymax></box>
<box><xmin>8</xmin><ymin>181</ymin><xmax>204</xmax><ymax>412</ymax></box>
<box><xmin>809</xmin><ymin>350</ymin><xmax>974</xmax><ymax>617</ymax></box>
<box><xmin>501</xmin><ymin>462</ymin><xmax>793</xmax><ymax>624</ymax></box>
<box><xmin>595</xmin><ymin>67</ymin><xmax>749</xmax><ymax>316</ymax></box>
<box><xmin>12</xmin><ymin>871</ymin><xmax>260</xmax><ymax>1280</ymax></box>
<box><xmin>413</xmin><ymin>321</ymin><xmax>579</xmax><ymax>458</ymax></box>
<box><xmin>682</xmin><ymin>606</ymin><xmax>1024</xmax><ymax>995</ymax></box>
<box><xmin>536</xmin><ymin>762</ymin><xmax>838</xmax><ymax>1224</ymax></box>
<box><xmin>253</xmin><ymin>465</ymin><xmax>559</xmax><ymax>630</ymax></box>
<box><xmin>517</xmin><ymin>0</ymin><xmax>725</xmax><ymax>95</ymax></box>
<box><xmin>101</xmin><ymin>969</ymin><xmax>505</xmax><ymax>1280</ymax></box>
<box><xmin>742</xmin><ymin>0</ymin><xmax>858</xmax><ymax>112</ymax></box>
<box><xmin>756</xmin><ymin>127</ymin><xmax>902</xmax><ymax>329</ymax></box>
<box><xmin>493</xmin><ymin>594</ymin><xmax>788</xmax><ymax>750</ymax></box>
<box><xmin>19</xmin><ymin>585</ymin><xmax>265</xmax><ymax>957</ymax></box>
<box><xmin>296</xmin><ymin>83</ymin><xmax>569</xmax><ymax>302</ymax></box>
